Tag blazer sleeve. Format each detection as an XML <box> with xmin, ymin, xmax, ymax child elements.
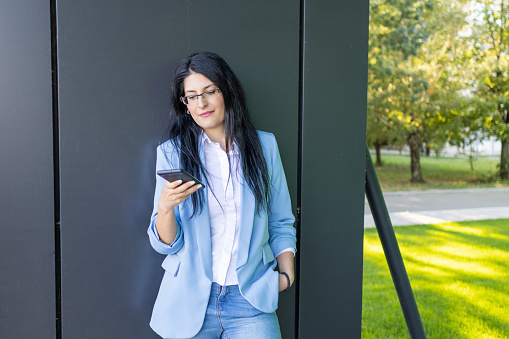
<box><xmin>265</xmin><ymin>133</ymin><xmax>297</xmax><ymax>256</ymax></box>
<box><xmin>147</xmin><ymin>144</ymin><xmax>184</xmax><ymax>255</ymax></box>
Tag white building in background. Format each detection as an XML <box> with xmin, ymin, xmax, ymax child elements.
<box><xmin>380</xmin><ymin>136</ymin><xmax>501</xmax><ymax>157</ymax></box>
<box><xmin>440</xmin><ymin>136</ymin><xmax>501</xmax><ymax>157</ymax></box>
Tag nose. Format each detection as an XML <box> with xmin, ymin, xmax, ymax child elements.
<box><xmin>197</xmin><ymin>95</ymin><xmax>208</xmax><ymax>108</ymax></box>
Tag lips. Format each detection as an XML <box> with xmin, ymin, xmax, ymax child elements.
<box><xmin>199</xmin><ymin>111</ymin><xmax>213</xmax><ymax>117</ymax></box>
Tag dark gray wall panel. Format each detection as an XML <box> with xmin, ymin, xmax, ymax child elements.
<box><xmin>299</xmin><ymin>1</ymin><xmax>369</xmax><ymax>338</ymax></box>
<box><xmin>0</xmin><ymin>1</ymin><xmax>55</xmax><ymax>337</ymax></box>
<box><xmin>57</xmin><ymin>0</ymin><xmax>299</xmax><ymax>337</ymax></box>
<box><xmin>57</xmin><ymin>1</ymin><xmax>187</xmax><ymax>337</ymax></box>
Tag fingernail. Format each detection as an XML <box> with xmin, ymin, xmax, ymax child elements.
<box><xmin>177</xmin><ymin>180</ymin><xmax>183</xmax><ymax>184</ymax></box>
<box><xmin>189</xmin><ymin>181</ymin><xmax>195</xmax><ymax>185</ymax></box>
<box><xmin>197</xmin><ymin>184</ymin><xmax>203</xmax><ymax>188</ymax></box>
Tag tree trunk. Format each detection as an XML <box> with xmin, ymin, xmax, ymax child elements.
<box><xmin>500</xmin><ymin>140</ymin><xmax>508</xmax><ymax>180</ymax></box>
<box><xmin>500</xmin><ymin>104</ymin><xmax>508</xmax><ymax>179</ymax></box>
<box><xmin>408</xmin><ymin>133</ymin><xmax>424</xmax><ymax>182</ymax></box>
<box><xmin>374</xmin><ymin>140</ymin><xmax>383</xmax><ymax>166</ymax></box>
<box><xmin>425</xmin><ymin>143</ymin><xmax>431</xmax><ymax>157</ymax></box>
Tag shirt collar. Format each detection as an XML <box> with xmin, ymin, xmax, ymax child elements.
<box><xmin>201</xmin><ymin>131</ymin><xmax>239</xmax><ymax>155</ymax></box>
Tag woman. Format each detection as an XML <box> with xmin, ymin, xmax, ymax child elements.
<box><xmin>147</xmin><ymin>52</ymin><xmax>296</xmax><ymax>339</ymax></box>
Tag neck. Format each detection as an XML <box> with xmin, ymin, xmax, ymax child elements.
<box><xmin>203</xmin><ymin>127</ymin><xmax>229</xmax><ymax>152</ymax></box>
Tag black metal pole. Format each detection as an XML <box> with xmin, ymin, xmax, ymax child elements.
<box><xmin>365</xmin><ymin>146</ymin><xmax>427</xmax><ymax>339</ymax></box>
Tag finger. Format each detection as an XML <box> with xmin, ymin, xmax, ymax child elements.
<box><xmin>182</xmin><ymin>182</ymin><xmax>203</xmax><ymax>195</ymax></box>
<box><xmin>166</xmin><ymin>179</ymin><xmax>184</xmax><ymax>189</ymax></box>
<box><xmin>174</xmin><ymin>180</ymin><xmax>200</xmax><ymax>193</ymax></box>
<box><xmin>171</xmin><ymin>184</ymin><xmax>201</xmax><ymax>202</ymax></box>
<box><xmin>170</xmin><ymin>190</ymin><xmax>188</xmax><ymax>204</ymax></box>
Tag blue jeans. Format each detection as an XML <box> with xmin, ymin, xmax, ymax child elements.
<box><xmin>187</xmin><ymin>283</ymin><xmax>282</xmax><ymax>339</ymax></box>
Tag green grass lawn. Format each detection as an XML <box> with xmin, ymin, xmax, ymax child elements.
<box><xmin>362</xmin><ymin>219</ymin><xmax>509</xmax><ymax>339</ymax></box>
<box><xmin>372</xmin><ymin>153</ymin><xmax>509</xmax><ymax>191</ymax></box>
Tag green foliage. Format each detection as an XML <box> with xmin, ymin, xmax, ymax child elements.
<box><xmin>363</xmin><ymin>219</ymin><xmax>509</xmax><ymax>338</ymax></box>
<box><xmin>366</xmin><ymin>0</ymin><xmax>430</xmax><ymax>150</ymax></box>
<box><xmin>477</xmin><ymin>71</ymin><xmax>509</xmax><ymax>142</ymax></box>
<box><xmin>368</xmin><ymin>0</ymin><xmax>474</xmax><ymax>180</ymax></box>
<box><xmin>368</xmin><ymin>0</ymin><xmax>509</xmax><ymax>179</ymax></box>
<box><xmin>469</xmin><ymin>0</ymin><xmax>509</xmax><ymax>177</ymax></box>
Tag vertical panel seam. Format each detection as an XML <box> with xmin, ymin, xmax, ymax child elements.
<box><xmin>295</xmin><ymin>0</ymin><xmax>305</xmax><ymax>338</ymax></box>
<box><xmin>50</xmin><ymin>0</ymin><xmax>62</xmax><ymax>337</ymax></box>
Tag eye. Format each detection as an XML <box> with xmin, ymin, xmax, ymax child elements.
<box><xmin>187</xmin><ymin>95</ymin><xmax>198</xmax><ymax>101</ymax></box>
<box><xmin>206</xmin><ymin>89</ymin><xmax>216</xmax><ymax>95</ymax></box>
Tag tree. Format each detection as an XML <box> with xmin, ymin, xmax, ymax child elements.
<box><xmin>368</xmin><ymin>0</ymin><xmax>473</xmax><ymax>182</ymax></box>
<box><xmin>366</xmin><ymin>64</ymin><xmax>406</xmax><ymax>166</ymax></box>
<box><xmin>471</xmin><ymin>0</ymin><xmax>509</xmax><ymax>178</ymax></box>
<box><xmin>433</xmin><ymin>97</ymin><xmax>490</xmax><ymax>172</ymax></box>
<box><xmin>367</xmin><ymin>0</ymin><xmax>432</xmax><ymax>172</ymax></box>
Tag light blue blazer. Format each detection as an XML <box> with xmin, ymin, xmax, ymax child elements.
<box><xmin>147</xmin><ymin>131</ymin><xmax>297</xmax><ymax>338</ymax></box>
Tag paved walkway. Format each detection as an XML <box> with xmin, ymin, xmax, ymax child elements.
<box><xmin>364</xmin><ymin>187</ymin><xmax>509</xmax><ymax>228</ymax></box>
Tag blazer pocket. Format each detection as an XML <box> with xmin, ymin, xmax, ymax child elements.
<box><xmin>161</xmin><ymin>254</ymin><xmax>181</xmax><ymax>277</ymax></box>
<box><xmin>262</xmin><ymin>243</ymin><xmax>275</xmax><ymax>265</ymax></box>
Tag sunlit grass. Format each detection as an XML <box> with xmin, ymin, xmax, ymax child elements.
<box><xmin>372</xmin><ymin>154</ymin><xmax>509</xmax><ymax>191</ymax></box>
<box><xmin>362</xmin><ymin>219</ymin><xmax>509</xmax><ymax>339</ymax></box>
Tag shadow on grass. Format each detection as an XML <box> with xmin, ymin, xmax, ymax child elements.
<box><xmin>362</xmin><ymin>219</ymin><xmax>509</xmax><ymax>339</ymax></box>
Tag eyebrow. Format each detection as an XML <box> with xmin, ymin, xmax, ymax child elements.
<box><xmin>185</xmin><ymin>84</ymin><xmax>215</xmax><ymax>94</ymax></box>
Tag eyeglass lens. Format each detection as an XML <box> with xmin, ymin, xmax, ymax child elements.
<box><xmin>182</xmin><ymin>89</ymin><xmax>219</xmax><ymax>105</ymax></box>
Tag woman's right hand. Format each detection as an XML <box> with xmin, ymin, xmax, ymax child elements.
<box><xmin>158</xmin><ymin>179</ymin><xmax>203</xmax><ymax>212</ymax></box>
<box><xmin>155</xmin><ymin>179</ymin><xmax>202</xmax><ymax>245</ymax></box>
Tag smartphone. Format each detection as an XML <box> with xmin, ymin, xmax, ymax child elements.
<box><xmin>157</xmin><ymin>169</ymin><xmax>204</xmax><ymax>187</ymax></box>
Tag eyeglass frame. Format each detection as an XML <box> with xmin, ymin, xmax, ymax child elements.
<box><xmin>180</xmin><ymin>88</ymin><xmax>222</xmax><ymax>105</ymax></box>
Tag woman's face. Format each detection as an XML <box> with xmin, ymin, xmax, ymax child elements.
<box><xmin>182</xmin><ymin>72</ymin><xmax>225</xmax><ymax>139</ymax></box>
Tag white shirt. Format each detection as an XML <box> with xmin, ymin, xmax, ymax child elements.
<box><xmin>202</xmin><ymin>133</ymin><xmax>242</xmax><ymax>286</ymax></box>
<box><xmin>202</xmin><ymin>132</ymin><xmax>295</xmax><ymax>286</ymax></box>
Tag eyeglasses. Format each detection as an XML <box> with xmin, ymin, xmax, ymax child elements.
<box><xmin>180</xmin><ymin>88</ymin><xmax>221</xmax><ymax>105</ymax></box>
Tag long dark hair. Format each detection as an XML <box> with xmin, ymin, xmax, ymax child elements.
<box><xmin>161</xmin><ymin>52</ymin><xmax>270</xmax><ymax>215</ymax></box>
